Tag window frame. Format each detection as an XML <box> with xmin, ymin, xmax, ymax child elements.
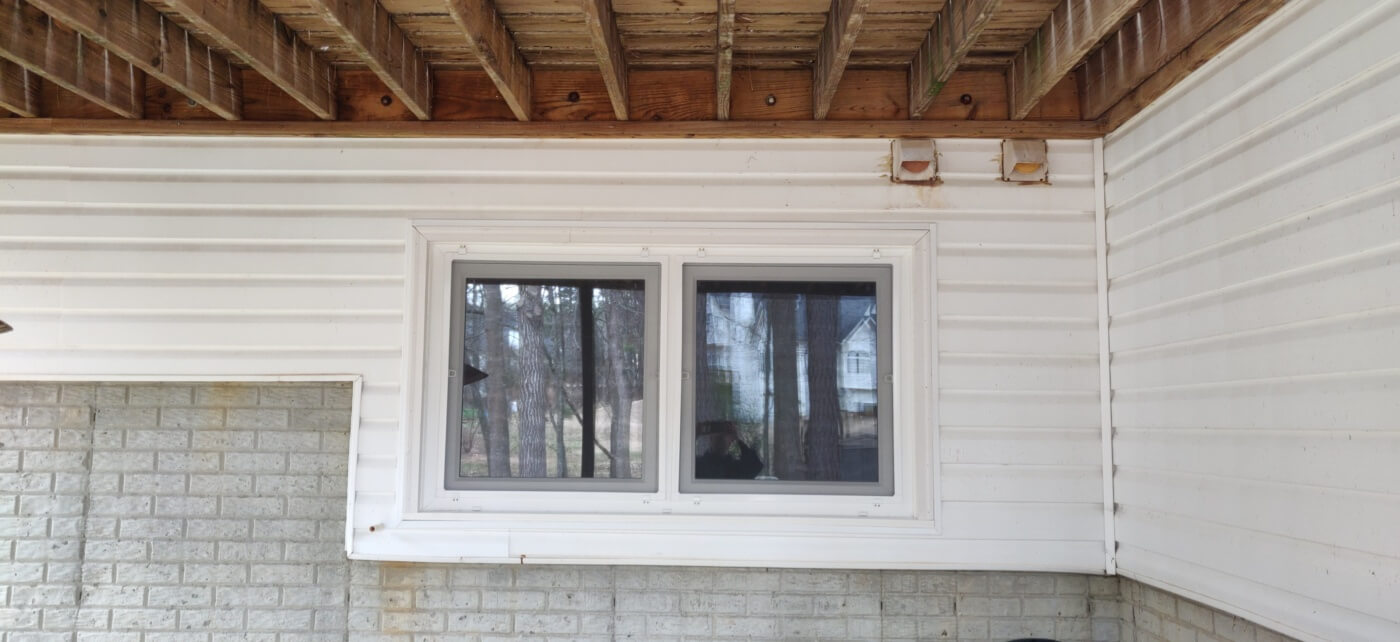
<box><xmin>679</xmin><ymin>263</ymin><xmax>896</xmax><ymax>496</ymax></box>
<box><xmin>400</xmin><ymin>222</ymin><xmax>938</xmax><ymax>548</ymax></box>
<box><xmin>444</xmin><ymin>261</ymin><xmax>661</xmax><ymax>493</ymax></box>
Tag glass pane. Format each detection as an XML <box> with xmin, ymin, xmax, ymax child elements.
<box><xmin>457</xmin><ymin>279</ymin><xmax>646</xmax><ymax>479</ymax></box>
<box><xmin>693</xmin><ymin>280</ymin><xmax>880</xmax><ymax>483</ymax></box>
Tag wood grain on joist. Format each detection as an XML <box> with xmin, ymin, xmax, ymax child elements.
<box><xmin>162</xmin><ymin>0</ymin><xmax>336</xmax><ymax>120</ymax></box>
<box><xmin>581</xmin><ymin>0</ymin><xmax>629</xmax><ymax>120</ymax></box>
<box><xmin>0</xmin><ymin>117</ymin><xmax>1108</xmax><ymax>139</ymax></box>
<box><xmin>910</xmin><ymin>0</ymin><xmax>1003</xmax><ymax>118</ymax></box>
<box><xmin>1008</xmin><ymin>0</ymin><xmax>1146</xmax><ymax>120</ymax></box>
<box><xmin>0</xmin><ymin>58</ymin><xmax>39</xmax><ymax>117</ymax></box>
<box><xmin>0</xmin><ymin>0</ymin><xmax>142</xmax><ymax>118</ymax></box>
<box><xmin>812</xmin><ymin>0</ymin><xmax>870</xmax><ymax>120</ymax></box>
<box><xmin>308</xmin><ymin>0</ymin><xmax>431</xmax><ymax>120</ymax></box>
<box><xmin>444</xmin><ymin>0</ymin><xmax>531</xmax><ymax>121</ymax></box>
<box><xmin>26</xmin><ymin>0</ymin><xmax>241</xmax><ymax>120</ymax></box>
<box><xmin>716</xmin><ymin>0</ymin><xmax>735</xmax><ymax>120</ymax></box>
<box><xmin>1080</xmin><ymin>0</ymin><xmax>1245</xmax><ymax>119</ymax></box>
<box><xmin>1099</xmin><ymin>0</ymin><xmax>1287</xmax><ymax>129</ymax></box>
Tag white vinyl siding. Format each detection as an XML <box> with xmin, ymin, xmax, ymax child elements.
<box><xmin>1104</xmin><ymin>0</ymin><xmax>1400</xmax><ymax>639</ymax></box>
<box><xmin>0</xmin><ymin>136</ymin><xmax>1104</xmax><ymax>570</ymax></box>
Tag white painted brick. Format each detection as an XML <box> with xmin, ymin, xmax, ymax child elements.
<box><xmin>679</xmin><ymin>592</ymin><xmax>746</xmax><ymax>615</ymax></box>
<box><xmin>956</xmin><ymin>572</ymin><xmax>989</xmax><ymax>594</ymax></box>
<box><xmin>287</xmin><ymin>453</ymin><xmax>345</xmax><ymax>474</ymax></box>
<box><xmin>990</xmin><ymin>572</ymin><xmax>1057</xmax><ymax>595</ymax></box>
<box><xmin>220</xmin><ymin>496</ymin><xmax>284</xmax><ymax>518</ymax></box>
<box><xmin>110</xmin><ymin>607</ymin><xmax>178</xmax><ymax>630</ymax></box>
<box><xmin>182</xmin><ymin>563</ymin><xmax>247</xmax><ymax>584</ymax></box>
<box><xmin>157</xmin><ymin>452</ymin><xmax>221</xmax><ymax>473</ymax></box>
<box><xmin>14</xmin><ymin>538</ymin><xmax>80</xmax><ymax>561</ymax></box>
<box><xmin>883</xmin><ymin>593</ymin><xmax>954</xmax><ymax>616</ymax></box>
<box><xmin>379</xmin><ymin>611</ymin><xmax>444</xmax><ymax>632</ymax></box>
<box><xmin>349</xmin><ymin>587</ymin><xmax>411</xmax><ymax>608</ymax></box>
<box><xmin>194</xmin><ymin>385</ymin><xmax>259</xmax><ymax>408</ymax></box>
<box><xmin>89</xmin><ymin>495</ymin><xmax>154</xmax><ymax>516</ymax></box>
<box><xmin>114</xmin><ymin>563</ymin><xmax>181</xmax><ymax>584</ymax></box>
<box><xmin>1024</xmin><ymin>596</ymin><xmax>1091</xmax><ymax>617</ymax></box>
<box><xmin>82</xmin><ymin>540</ymin><xmax>148</xmax><ymax>562</ymax></box>
<box><xmin>713</xmin><ymin>615</ymin><xmax>778</xmax><ymax>637</ymax></box>
<box><xmin>178</xmin><ymin>608</ymin><xmax>246</xmax><ymax>630</ymax></box>
<box><xmin>128</xmin><ymin>386</ymin><xmax>194</xmax><ymax>407</ymax></box>
<box><xmin>513</xmin><ymin>613</ymin><xmax>577</xmax><ymax>635</ymax></box>
<box><xmin>125</xmin><ymin>430</ymin><xmax>191</xmax><ymax>450</ymax></box>
<box><xmin>94</xmin><ymin>408</ymin><xmax>156</xmax><ymax>429</ymax></box>
<box><xmin>156</xmin><ymin>496</ymin><xmax>219</xmax><ymax>516</ymax></box>
<box><xmin>990</xmin><ymin>616</ymin><xmax>1057</xmax><ymax>639</ymax></box>
<box><xmin>118</xmin><ymin>518</ymin><xmax>184</xmax><ymax>539</ymax></box>
<box><xmin>147</xmin><ymin>586</ymin><xmax>212</xmax><ymax>607</ymax></box>
<box><xmin>253</xmin><ymin>475</ymin><xmax>319</xmax><ymax>496</ymax></box>
<box><xmin>122</xmin><ymin>473</ymin><xmax>187</xmax><ymax>495</ymax></box>
<box><xmin>283</xmin><ymin>586</ymin><xmax>344</xmax><ymax>608</ymax></box>
<box><xmin>19</xmin><ymin>493</ymin><xmax>86</xmax><ymax>515</ymax></box>
<box><xmin>0</xmin><ymin>384</ymin><xmax>60</xmax><ymax>405</ymax></box>
<box><xmin>545</xmin><ymin>589</ymin><xmax>611</xmax><ymax>612</ymax></box>
<box><xmin>247</xmin><ymin>609</ymin><xmax>314</xmax><ymax>631</ymax></box>
<box><xmin>226</xmin><ymin>409</ymin><xmax>289</xmax><ymax>430</ymax></box>
<box><xmin>744</xmin><ymin>594</ymin><xmax>812</xmax><ymax>615</ymax></box>
<box><xmin>160</xmin><ymin>408</ymin><xmax>224</xmax><ymax>429</ymax></box>
<box><xmin>1177</xmin><ymin>600</ymin><xmax>1215</xmax><ymax>632</ymax></box>
<box><xmin>0</xmin><ymin>427</ymin><xmax>57</xmax><ymax>449</ymax></box>
<box><xmin>481</xmin><ymin>590</ymin><xmax>548</xmax><ymax>611</ymax></box>
<box><xmin>958</xmin><ymin>596</ymin><xmax>1021</xmax><ymax>617</ymax></box>
<box><xmin>249</xmin><ymin>563</ymin><xmax>315</xmax><ymax>584</ymax></box>
<box><xmin>283</xmin><ymin>542</ymin><xmax>343</xmax><ymax>562</ymax></box>
<box><xmin>9</xmin><ymin>585</ymin><xmax>78</xmax><ymax>606</ymax></box>
<box><xmin>782</xmin><ymin>616</ymin><xmax>847</xmax><ymax>638</ymax></box>
<box><xmin>256</xmin><ymin>431</ymin><xmax>320</xmax><ymax>452</ymax></box>
<box><xmin>77</xmin><ymin>633</ymin><xmax>141</xmax><ymax>642</ymax></box>
<box><xmin>186</xmin><ymin>518</ymin><xmax>250</xmax><ymax>540</ymax></box>
<box><xmin>648</xmin><ymin>614</ymin><xmax>710</xmax><ymax>636</ymax></box>
<box><xmin>25</xmin><ymin>450</ymin><xmax>91</xmax><ymax>472</ymax></box>
<box><xmin>222</xmin><ymin>453</ymin><xmax>286</xmax><ymax>473</ymax></box>
<box><xmin>25</xmin><ymin>406</ymin><xmax>90</xmax><ymax>428</ymax></box>
<box><xmin>190</xmin><ymin>431</ymin><xmax>256</xmax><ymax>451</ymax></box>
<box><xmin>259</xmin><ymin>387</ymin><xmax>323</xmax><ymax>408</ymax></box>
<box><xmin>188</xmin><ymin>474</ymin><xmax>253</xmax><ymax>496</ymax></box>
<box><xmin>216</xmin><ymin>541</ymin><xmax>283</xmax><ymax>562</ymax></box>
<box><xmin>149</xmin><ymin>540</ymin><xmax>216</xmax><ymax>562</ymax></box>
<box><xmin>289</xmin><ymin>409</ymin><xmax>350</xmax><ymax>431</ymax></box>
<box><xmin>80</xmin><ymin>585</ymin><xmax>144</xmax><ymax>608</ymax></box>
<box><xmin>445</xmin><ymin>612</ymin><xmax>512</xmax><ymax>634</ymax></box>
<box><xmin>216</xmin><ymin>587</ymin><xmax>282</xmax><ymax>608</ymax></box>
<box><xmin>252</xmin><ymin>519</ymin><xmax>317</xmax><ymax>541</ymax></box>
<box><xmin>957</xmin><ymin>615</ymin><xmax>991</xmax><ymax>639</ymax></box>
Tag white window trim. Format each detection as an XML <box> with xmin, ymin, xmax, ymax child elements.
<box><xmin>367</xmin><ymin>220</ymin><xmax>940</xmax><ymax>565</ymax></box>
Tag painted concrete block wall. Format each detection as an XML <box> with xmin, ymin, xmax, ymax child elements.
<box><xmin>0</xmin><ymin>137</ymin><xmax>1106</xmax><ymax>570</ymax></box>
<box><xmin>1118</xmin><ymin>580</ymin><xmax>1297</xmax><ymax>642</ymax></box>
<box><xmin>1103</xmin><ymin>0</ymin><xmax>1400</xmax><ymax>639</ymax></box>
<box><xmin>0</xmin><ymin>381</ymin><xmax>1128</xmax><ymax>642</ymax></box>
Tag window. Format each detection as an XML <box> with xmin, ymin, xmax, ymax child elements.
<box><xmin>680</xmin><ymin>265</ymin><xmax>894</xmax><ymax>496</ymax></box>
<box><xmin>445</xmin><ymin>262</ymin><xmax>659</xmax><ymax>492</ymax></box>
<box><xmin>403</xmin><ymin>223</ymin><xmax>936</xmax><ymax>545</ymax></box>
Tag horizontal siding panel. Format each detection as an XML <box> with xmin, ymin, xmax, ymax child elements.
<box><xmin>1116</xmin><ymin>469</ymin><xmax>1400</xmax><ymax>558</ymax></box>
<box><xmin>1113</xmin><ymin>373</ymin><xmax>1400</xmax><ymax>431</ymax></box>
<box><xmin>1115</xmin><ymin>507</ymin><xmax>1400</xmax><ymax>618</ymax></box>
<box><xmin>1114</xmin><ymin>430</ymin><xmax>1400</xmax><ymax>494</ymax></box>
<box><xmin>941</xmin><ymin>465</ymin><xmax>1103</xmax><ymax>503</ymax></box>
<box><xmin>924</xmin><ymin>501</ymin><xmax>1104</xmax><ymax>541</ymax></box>
<box><xmin>0</xmin><ymin>282</ymin><xmax>405</xmax><ymax>312</ymax></box>
<box><xmin>942</xmin><ymin>428</ymin><xmax>1102</xmax><ymax>466</ymax></box>
<box><xmin>939</xmin><ymin>357</ymin><xmax>1098</xmax><ymax>391</ymax></box>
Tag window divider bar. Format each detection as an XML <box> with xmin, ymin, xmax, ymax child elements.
<box><xmin>580</xmin><ymin>285</ymin><xmax>596</xmax><ymax>478</ymax></box>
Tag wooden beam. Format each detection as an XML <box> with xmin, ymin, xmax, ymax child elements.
<box><xmin>910</xmin><ymin>0</ymin><xmax>1002</xmax><ymax>118</ymax></box>
<box><xmin>25</xmin><ymin>0</ymin><xmax>241</xmax><ymax>120</ymax></box>
<box><xmin>0</xmin><ymin>118</ymin><xmax>1109</xmax><ymax>139</ymax></box>
<box><xmin>0</xmin><ymin>58</ymin><xmax>39</xmax><ymax>116</ymax></box>
<box><xmin>813</xmin><ymin>0</ymin><xmax>870</xmax><ymax>120</ymax></box>
<box><xmin>0</xmin><ymin>0</ymin><xmax>142</xmax><ymax>118</ymax></box>
<box><xmin>1080</xmin><ymin>0</ymin><xmax>1247</xmax><ymax>119</ymax></box>
<box><xmin>161</xmin><ymin>0</ymin><xmax>335</xmax><ymax>120</ymax></box>
<box><xmin>1008</xmin><ymin>0</ymin><xmax>1146</xmax><ymax>120</ymax></box>
<box><xmin>308</xmin><ymin>0</ymin><xmax>431</xmax><ymax>120</ymax></box>
<box><xmin>443</xmin><ymin>0</ymin><xmax>530</xmax><ymax>121</ymax></box>
<box><xmin>1101</xmin><ymin>0</ymin><xmax>1287</xmax><ymax>130</ymax></box>
<box><xmin>581</xmin><ymin>0</ymin><xmax>628</xmax><ymax>120</ymax></box>
<box><xmin>716</xmin><ymin>0</ymin><xmax>735</xmax><ymax>120</ymax></box>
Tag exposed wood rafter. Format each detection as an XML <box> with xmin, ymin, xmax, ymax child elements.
<box><xmin>716</xmin><ymin>0</ymin><xmax>735</xmax><ymax>120</ymax></box>
<box><xmin>1008</xmin><ymin>0</ymin><xmax>1146</xmax><ymax>120</ymax></box>
<box><xmin>0</xmin><ymin>118</ymin><xmax>1109</xmax><ymax>139</ymax></box>
<box><xmin>0</xmin><ymin>58</ymin><xmax>39</xmax><ymax>117</ymax></box>
<box><xmin>0</xmin><ymin>0</ymin><xmax>142</xmax><ymax>118</ymax></box>
<box><xmin>581</xmin><ymin>0</ymin><xmax>629</xmax><ymax>120</ymax></box>
<box><xmin>910</xmin><ymin>0</ymin><xmax>1003</xmax><ymax>119</ymax></box>
<box><xmin>162</xmin><ymin>0</ymin><xmax>336</xmax><ymax>120</ymax></box>
<box><xmin>1081</xmin><ymin>0</ymin><xmax>1246</xmax><ymax>119</ymax></box>
<box><xmin>309</xmin><ymin>0</ymin><xmax>432</xmax><ymax>120</ymax></box>
<box><xmin>26</xmin><ymin>0</ymin><xmax>241</xmax><ymax>120</ymax></box>
<box><xmin>813</xmin><ymin>0</ymin><xmax>870</xmax><ymax>120</ymax></box>
<box><xmin>444</xmin><ymin>0</ymin><xmax>531</xmax><ymax>121</ymax></box>
<box><xmin>1100</xmin><ymin>0</ymin><xmax>1288</xmax><ymax>129</ymax></box>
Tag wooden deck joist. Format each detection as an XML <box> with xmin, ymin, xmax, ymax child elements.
<box><xmin>581</xmin><ymin>0</ymin><xmax>629</xmax><ymax>120</ymax></box>
<box><xmin>444</xmin><ymin>0</ymin><xmax>530</xmax><ymax>121</ymax></box>
<box><xmin>1009</xmin><ymin>0</ymin><xmax>1147</xmax><ymax>120</ymax></box>
<box><xmin>813</xmin><ymin>0</ymin><xmax>870</xmax><ymax>120</ymax></box>
<box><xmin>0</xmin><ymin>0</ymin><xmax>142</xmax><ymax>119</ymax></box>
<box><xmin>26</xmin><ymin>0</ymin><xmax>241</xmax><ymax>120</ymax></box>
<box><xmin>910</xmin><ymin>0</ymin><xmax>1003</xmax><ymax>119</ymax></box>
<box><xmin>309</xmin><ymin>0</ymin><xmax>431</xmax><ymax>120</ymax></box>
<box><xmin>0</xmin><ymin>57</ymin><xmax>39</xmax><ymax>117</ymax></box>
<box><xmin>161</xmin><ymin>0</ymin><xmax>336</xmax><ymax>120</ymax></box>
